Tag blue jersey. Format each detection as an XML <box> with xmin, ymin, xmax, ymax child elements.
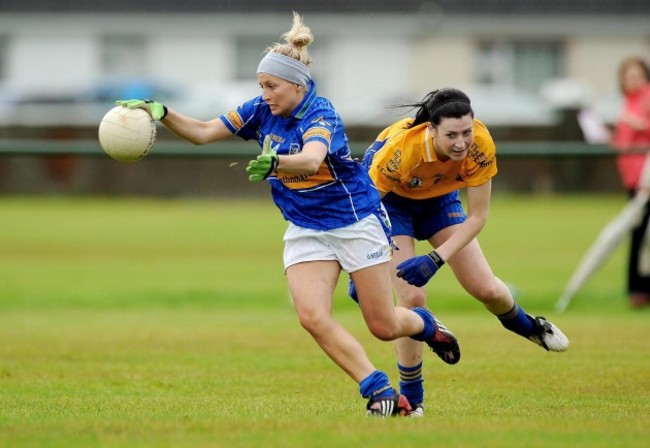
<box><xmin>220</xmin><ymin>80</ymin><xmax>381</xmax><ymax>231</ymax></box>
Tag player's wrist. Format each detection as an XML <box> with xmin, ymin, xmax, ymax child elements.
<box><xmin>271</xmin><ymin>154</ymin><xmax>279</xmax><ymax>175</ymax></box>
<box><xmin>426</xmin><ymin>250</ymin><xmax>445</xmax><ymax>268</ymax></box>
<box><xmin>144</xmin><ymin>100</ymin><xmax>167</xmax><ymax>120</ymax></box>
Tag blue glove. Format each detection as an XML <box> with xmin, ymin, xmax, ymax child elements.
<box><xmin>396</xmin><ymin>251</ymin><xmax>445</xmax><ymax>287</ymax></box>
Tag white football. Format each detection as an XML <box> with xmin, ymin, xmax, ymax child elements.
<box><xmin>98</xmin><ymin>106</ymin><xmax>156</xmax><ymax>162</ymax></box>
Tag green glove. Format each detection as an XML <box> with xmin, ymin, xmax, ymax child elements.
<box><xmin>246</xmin><ymin>136</ymin><xmax>279</xmax><ymax>181</ymax></box>
<box><xmin>115</xmin><ymin>99</ymin><xmax>168</xmax><ymax>120</ymax></box>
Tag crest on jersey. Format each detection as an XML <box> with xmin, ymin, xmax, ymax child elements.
<box><xmin>386</xmin><ymin>149</ymin><xmax>401</xmax><ymax>173</ymax></box>
<box><xmin>289</xmin><ymin>143</ymin><xmax>301</xmax><ymax>155</ymax></box>
<box><xmin>408</xmin><ymin>177</ymin><xmax>422</xmax><ymax>189</ymax></box>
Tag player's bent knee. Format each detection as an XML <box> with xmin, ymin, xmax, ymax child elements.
<box><xmin>366</xmin><ymin>320</ymin><xmax>401</xmax><ymax>341</ymax></box>
<box><xmin>471</xmin><ymin>282</ymin><xmax>504</xmax><ymax>305</ymax></box>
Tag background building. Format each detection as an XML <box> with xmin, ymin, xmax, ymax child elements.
<box><xmin>0</xmin><ymin>0</ymin><xmax>648</xmax><ymax>126</ymax></box>
<box><xmin>0</xmin><ymin>1</ymin><xmax>648</xmax><ymax>195</ymax></box>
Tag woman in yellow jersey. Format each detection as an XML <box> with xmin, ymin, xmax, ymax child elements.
<box><xmin>351</xmin><ymin>88</ymin><xmax>569</xmax><ymax>416</ymax></box>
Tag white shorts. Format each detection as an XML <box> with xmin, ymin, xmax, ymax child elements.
<box><xmin>283</xmin><ymin>214</ymin><xmax>391</xmax><ymax>273</ymax></box>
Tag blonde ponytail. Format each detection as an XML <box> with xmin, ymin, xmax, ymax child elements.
<box><xmin>266</xmin><ymin>11</ymin><xmax>313</xmax><ymax>67</ymax></box>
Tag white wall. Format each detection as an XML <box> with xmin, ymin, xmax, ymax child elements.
<box><xmin>150</xmin><ymin>37</ymin><xmax>233</xmax><ymax>84</ymax></box>
<box><xmin>410</xmin><ymin>36</ymin><xmax>475</xmax><ymax>93</ymax></box>
<box><xmin>318</xmin><ymin>37</ymin><xmax>411</xmax><ymax>124</ymax></box>
<box><xmin>8</xmin><ymin>35</ymin><xmax>96</xmax><ymax>91</ymax></box>
<box><xmin>0</xmin><ymin>12</ymin><xmax>648</xmax><ymax>126</ymax></box>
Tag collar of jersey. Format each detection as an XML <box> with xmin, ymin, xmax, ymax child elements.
<box><xmin>422</xmin><ymin>123</ymin><xmax>438</xmax><ymax>162</ymax></box>
<box><xmin>288</xmin><ymin>79</ymin><xmax>317</xmax><ymax>120</ymax></box>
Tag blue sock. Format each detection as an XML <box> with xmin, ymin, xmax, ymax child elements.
<box><xmin>498</xmin><ymin>303</ymin><xmax>535</xmax><ymax>337</ymax></box>
<box><xmin>409</xmin><ymin>307</ymin><xmax>435</xmax><ymax>341</ymax></box>
<box><xmin>398</xmin><ymin>362</ymin><xmax>424</xmax><ymax>406</ymax></box>
<box><xmin>359</xmin><ymin>370</ymin><xmax>394</xmax><ymax>399</ymax></box>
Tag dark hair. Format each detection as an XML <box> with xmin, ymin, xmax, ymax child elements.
<box><xmin>401</xmin><ymin>88</ymin><xmax>474</xmax><ymax>129</ymax></box>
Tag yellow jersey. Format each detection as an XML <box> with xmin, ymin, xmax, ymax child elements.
<box><xmin>366</xmin><ymin>118</ymin><xmax>497</xmax><ymax>200</ymax></box>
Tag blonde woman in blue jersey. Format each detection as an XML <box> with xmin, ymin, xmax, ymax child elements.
<box><xmin>116</xmin><ymin>13</ymin><xmax>460</xmax><ymax>417</ymax></box>
<box><xmin>350</xmin><ymin>88</ymin><xmax>569</xmax><ymax>416</ymax></box>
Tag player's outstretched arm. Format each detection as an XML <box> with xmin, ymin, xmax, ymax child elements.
<box><xmin>116</xmin><ymin>99</ymin><xmax>232</xmax><ymax>145</ymax></box>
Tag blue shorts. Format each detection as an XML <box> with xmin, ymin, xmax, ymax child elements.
<box><xmin>382</xmin><ymin>191</ymin><xmax>466</xmax><ymax>241</ymax></box>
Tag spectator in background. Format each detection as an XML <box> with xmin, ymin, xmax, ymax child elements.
<box><xmin>611</xmin><ymin>57</ymin><xmax>650</xmax><ymax>308</ymax></box>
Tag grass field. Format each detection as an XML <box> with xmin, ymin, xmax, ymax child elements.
<box><xmin>1</xmin><ymin>194</ymin><xmax>649</xmax><ymax>447</ymax></box>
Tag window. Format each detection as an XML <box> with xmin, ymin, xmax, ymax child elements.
<box><xmin>477</xmin><ymin>41</ymin><xmax>563</xmax><ymax>92</ymax></box>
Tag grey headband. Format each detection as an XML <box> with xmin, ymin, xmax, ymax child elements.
<box><xmin>257</xmin><ymin>52</ymin><xmax>311</xmax><ymax>87</ymax></box>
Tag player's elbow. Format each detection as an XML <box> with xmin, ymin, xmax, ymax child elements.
<box><xmin>467</xmin><ymin>214</ymin><xmax>488</xmax><ymax>231</ymax></box>
<box><xmin>304</xmin><ymin>158</ymin><xmax>321</xmax><ymax>175</ymax></box>
<box><xmin>176</xmin><ymin>132</ymin><xmax>208</xmax><ymax>146</ymax></box>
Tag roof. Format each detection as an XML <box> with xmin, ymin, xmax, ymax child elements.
<box><xmin>2</xmin><ymin>0</ymin><xmax>650</xmax><ymax>15</ymax></box>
